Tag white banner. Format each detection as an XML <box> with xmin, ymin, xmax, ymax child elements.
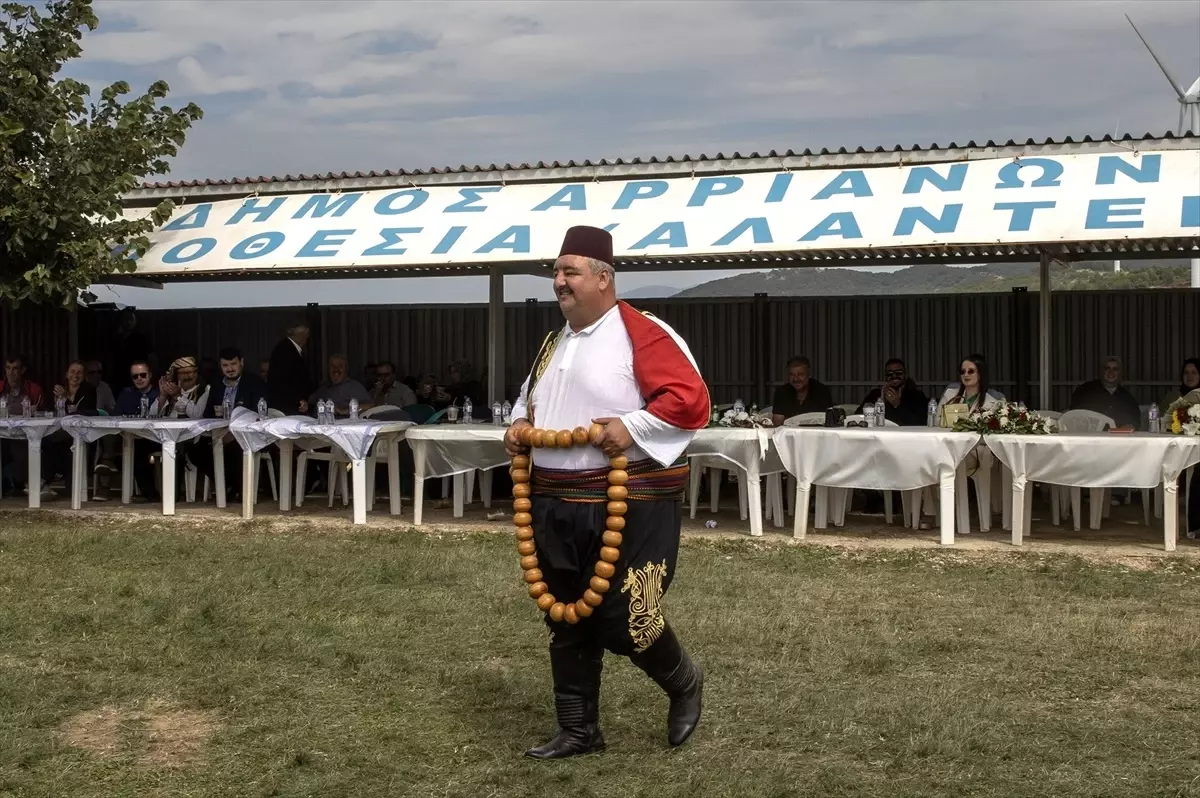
<box><xmin>129</xmin><ymin>150</ymin><xmax>1200</xmax><ymax>275</ymax></box>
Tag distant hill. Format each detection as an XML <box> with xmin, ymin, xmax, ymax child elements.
<box><xmin>622</xmin><ymin>284</ymin><xmax>680</xmax><ymax>299</ymax></box>
<box><xmin>674</xmin><ymin>259</ymin><xmax>1194</xmax><ymax>298</ymax></box>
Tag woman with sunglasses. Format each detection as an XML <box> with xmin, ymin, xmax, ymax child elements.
<box><xmin>936</xmin><ymin>355</ymin><xmax>1001</xmax><ymax>419</ymax></box>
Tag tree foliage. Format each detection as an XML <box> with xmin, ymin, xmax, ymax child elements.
<box><xmin>0</xmin><ymin>0</ymin><xmax>201</xmax><ymax>305</ymax></box>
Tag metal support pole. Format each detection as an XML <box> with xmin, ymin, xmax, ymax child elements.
<box><xmin>486</xmin><ymin>266</ymin><xmax>506</xmax><ymax>401</ymax></box>
<box><xmin>68</xmin><ymin>309</ymin><xmax>79</xmax><ymax>362</ymax></box>
<box><xmin>1191</xmin><ymin>258</ymin><xmax>1199</xmax><ymax>289</ymax></box>
<box><xmin>1038</xmin><ymin>253</ymin><xmax>1052</xmax><ymax>411</ymax></box>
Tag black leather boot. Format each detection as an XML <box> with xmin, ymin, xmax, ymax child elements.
<box><xmin>630</xmin><ymin>624</ymin><xmax>703</xmax><ymax>747</ymax></box>
<box><xmin>524</xmin><ymin>694</ymin><xmax>605</xmax><ymax>759</ymax></box>
<box><xmin>525</xmin><ymin>637</ymin><xmax>605</xmax><ymax>759</ymax></box>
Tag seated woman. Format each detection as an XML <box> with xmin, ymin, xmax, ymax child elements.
<box><xmin>1160</xmin><ymin>357</ymin><xmax>1200</xmax><ymax>413</ymax></box>
<box><xmin>936</xmin><ymin>354</ymin><xmax>1002</xmax><ymax>422</ymax></box>
<box><xmin>42</xmin><ymin>361</ymin><xmax>99</xmax><ymax>497</ymax></box>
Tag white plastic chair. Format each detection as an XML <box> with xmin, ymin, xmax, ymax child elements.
<box><xmin>1054</xmin><ymin>410</ymin><xmax>1151</xmax><ymax>530</ymax></box>
<box><xmin>782</xmin><ymin>412</ymin><xmax>825</xmax><ymax>427</ymax></box>
<box><xmin>361</xmin><ymin>405</ymin><xmax>406</xmax><ymax>508</ymax></box>
<box><xmin>294</xmin><ymin>409</ymin><xmax>350</xmax><ymax>508</ymax></box>
<box><xmin>186</xmin><ymin>410</ymin><xmax>279</xmax><ymax>505</ymax></box>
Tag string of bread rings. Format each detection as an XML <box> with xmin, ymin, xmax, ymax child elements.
<box><xmin>511</xmin><ymin>422</ymin><xmax>627</xmax><ymax>624</ymax></box>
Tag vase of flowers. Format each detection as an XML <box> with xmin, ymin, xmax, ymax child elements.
<box><xmin>1165</xmin><ymin>398</ymin><xmax>1200</xmax><ymax>436</ymax></box>
<box><xmin>951</xmin><ymin>401</ymin><xmax>1054</xmax><ymax>435</ymax></box>
<box><xmin>709</xmin><ymin>406</ymin><xmax>774</xmax><ymax>429</ymax></box>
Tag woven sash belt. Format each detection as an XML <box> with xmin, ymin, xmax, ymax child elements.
<box><xmin>532</xmin><ymin>458</ymin><xmax>690</xmax><ymax>503</ymax></box>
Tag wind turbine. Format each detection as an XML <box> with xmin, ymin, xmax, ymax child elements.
<box><xmin>1125</xmin><ymin>14</ymin><xmax>1200</xmax><ymax>287</ymax></box>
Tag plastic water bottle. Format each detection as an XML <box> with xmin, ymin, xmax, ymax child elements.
<box><xmin>733</xmin><ymin>398</ymin><xmax>745</xmax><ymax>415</ymax></box>
<box><xmin>462</xmin><ymin>398</ymin><xmax>473</xmax><ymax>424</ymax></box>
<box><xmin>55</xmin><ymin>396</ymin><xmax>66</xmax><ymax>418</ymax></box>
<box><xmin>874</xmin><ymin>397</ymin><xmax>886</xmax><ymax>427</ymax></box>
<box><xmin>927</xmin><ymin>399</ymin><xmax>938</xmax><ymax>428</ymax></box>
<box><xmin>1148</xmin><ymin>404</ymin><xmax>1160</xmax><ymax>434</ymax></box>
<box><xmin>501</xmin><ymin>400</ymin><xmax>512</xmax><ymax>424</ymax></box>
<box><xmin>257</xmin><ymin>397</ymin><xmax>268</xmax><ymax>418</ymax></box>
<box><xmin>22</xmin><ymin>396</ymin><xmax>32</xmax><ymax>419</ymax></box>
<box><xmin>318</xmin><ymin>399</ymin><xmax>329</xmax><ymax>424</ymax></box>
<box><xmin>0</xmin><ymin>395</ymin><xmax>8</xmax><ymax>419</ymax></box>
<box><xmin>348</xmin><ymin>397</ymin><xmax>359</xmax><ymax>420</ymax></box>
<box><xmin>139</xmin><ymin>394</ymin><xmax>150</xmax><ymax>418</ymax></box>
<box><xmin>492</xmin><ymin>402</ymin><xmax>502</xmax><ymax>425</ymax></box>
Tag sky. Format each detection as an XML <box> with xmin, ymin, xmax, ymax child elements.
<box><xmin>67</xmin><ymin>0</ymin><xmax>1200</xmax><ymax>310</ymax></box>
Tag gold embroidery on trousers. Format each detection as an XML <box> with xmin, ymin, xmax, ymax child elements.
<box><xmin>622</xmin><ymin>560</ymin><xmax>668</xmax><ymax>653</ymax></box>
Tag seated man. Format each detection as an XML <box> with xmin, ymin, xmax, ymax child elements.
<box><xmin>309</xmin><ymin>354</ymin><xmax>372</xmax><ymax>417</ymax></box>
<box><xmin>114</xmin><ymin>361</ymin><xmax>162</xmax><ymax>502</ymax></box>
<box><xmin>771</xmin><ymin>356</ymin><xmax>833</xmax><ymax>427</ymax></box>
<box><xmin>191</xmin><ymin>347</ymin><xmax>267</xmax><ymax>499</ymax></box>
<box><xmin>1</xmin><ymin>353</ymin><xmax>47</xmax><ymax>495</ymax></box>
<box><xmin>856</xmin><ymin>358</ymin><xmax>929</xmax><ymax>426</ymax></box>
<box><xmin>1069</xmin><ymin>356</ymin><xmax>1141</xmax><ymax>429</ymax></box>
<box><xmin>370</xmin><ymin>360</ymin><xmax>417</xmax><ymax>409</ymax></box>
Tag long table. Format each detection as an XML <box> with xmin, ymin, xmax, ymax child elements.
<box><xmin>0</xmin><ymin>417</ymin><xmax>60</xmax><ymax>508</ymax></box>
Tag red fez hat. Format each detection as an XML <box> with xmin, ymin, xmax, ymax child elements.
<box><xmin>558</xmin><ymin>225</ymin><xmax>613</xmax><ymax>266</ymax></box>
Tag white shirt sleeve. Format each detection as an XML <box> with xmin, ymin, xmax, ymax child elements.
<box><xmin>510</xmin><ymin>374</ymin><xmax>531</xmax><ymax>423</ymax></box>
<box><xmin>620</xmin><ymin>409</ymin><xmax>695</xmax><ymax>468</ymax></box>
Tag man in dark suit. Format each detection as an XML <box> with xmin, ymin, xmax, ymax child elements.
<box><xmin>191</xmin><ymin>346</ymin><xmax>268</xmax><ymax>500</ymax></box>
<box><xmin>267</xmin><ymin>322</ymin><xmax>313</xmax><ymax>415</ymax></box>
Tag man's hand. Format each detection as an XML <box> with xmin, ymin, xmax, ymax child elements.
<box><xmin>591</xmin><ymin>417</ymin><xmax>634</xmax><ymax>458</ymax></box>
<box><xmin>53</xmin><ymin>385</ymin><xmax>66</xmax><ymax>399</ymax></box>
<box><xmin>298</xmin><ymin>399</ymin><xmax>309</xmax><ymax>414</ymax></box>
<box><xmin>884</xmin><ymin>386</ymin><xmax>901</xmax><ymax>408</ymax></box>
<box><xmin>505</xmin><ymin>419</ymin><xmax>531</xmax><ymax>457</ymax></box>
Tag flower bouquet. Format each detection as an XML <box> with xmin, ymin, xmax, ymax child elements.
<box><xmin>1165</xmin><ymin>398</ymin><xmax>1200</xmax><ymax>436</ymax></box>
<box><xmin>709</xmin><ymin>406</ymin><xmax>774</xmax><ymax>429</ymax></box>
<box><xmin>951</xmin><ymin>401</ymin><xmax>1054</xmax><ymax>435</ymax></box>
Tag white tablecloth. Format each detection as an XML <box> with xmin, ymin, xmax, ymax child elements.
<box><xmin>228</xmin><ymin>410</ymin><xmax>412</xmax><ymax>461</ymax></box>
<box><xmin>58</xmin><ymin>416</ymin><xmax>231</xmax><ymax>515</ymax></box>
<box><xmin>228</xmin><ymin>409</ymin><xmax>414</xmax><ymax>524</ymax></box>
<box><xmin>0</xmin><ymin>417</ymin><xmax>61</xmax><ymax>508</ymax></box>
<box><xmin>685</xmin><ymin>427</ymin><xmax>785</xmax><ymax>537</ymax></box>
<box><xmin>984</xmin><ymin>432</ymin><xmax>1200</xmax><ymax>550</ymax></box>
<box><xmin>984</xmin><ymin>433</ymin><xmax>1200</xmax><ymax>490</ymax></box>
<box><xmin>405</xmin><ymin>425</ymin><xmax>508</xmax><ymax>478</ymax></box>
<box><xmin>406</xmin><ymin>424</ymin><xmax>509</xmax><ymax>525</ymax></box>
<box><xmin>774</xmin><ymin>427</ymin><xmax>982</xmax><ymax>543</ymax></box>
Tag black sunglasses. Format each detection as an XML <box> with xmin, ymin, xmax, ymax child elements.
<box><xmin>960</xmin><ymin>369</ymin><xmax>977</xmax><ymax>376</ymax></box>
<box><xmin>885</xmin><ymin>370</ymin><xmax>905</xmax><ymax>378</ymax></box>
<box><xmin>131</xmin><ymin>372</ymin><xmax>149</xmax><ymax>379</ymax></box>
<box><xmin>847</xmin><ymin>420</ymin><xmax>869</xmax><ymax>428</ymax></box>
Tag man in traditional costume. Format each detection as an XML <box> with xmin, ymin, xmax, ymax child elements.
<box><xmin>505</xmin><ymin>225</ymin><xmax>711</xmax><ymax>758</ymax></box>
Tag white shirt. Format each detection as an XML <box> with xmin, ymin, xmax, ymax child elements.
<box><xmin>510</xmin><ymin>304</ymin><xmax>700</xmax><ymax>470</ymax></box>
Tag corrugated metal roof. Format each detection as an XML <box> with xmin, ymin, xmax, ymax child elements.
<box><xmin>127</xmin><ymin>131</ymin><xmax>1199</xmax><ymax>202</ymax></box>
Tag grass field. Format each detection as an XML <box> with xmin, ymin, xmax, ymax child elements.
<box><xmin>1</xmin><ymin>512</ymin><xmax>1198</xmax><ymax>798</ymax></box>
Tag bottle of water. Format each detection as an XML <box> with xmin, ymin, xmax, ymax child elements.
<box><xmin>492</xmin><ymin>401</ymin><xmax>502</xmax><ymax>425</ymax></box>
<box><xmin>22</xmin><ymin>396</ymin><xmax>32</xmax><ymax>419</ymax></box>
<box><xmin>501</xmin><ymin>400</ymin><xmax>512</xmax><ymax>425</ymax></box>
<box><xmin>55</xmin><ymin>396</ymin><xmax>66</xmax><ymax>418</ymax></box>
<box><xmin>0</xmin><ymin>394</ymin><xmax>8</xmax><ymax>419</ymax></box>
<box><xmin>348</xmin><ymin>397</ymin><xmax>359</xmax><ymax>420</ymax></box>
<box><xmin>223</xmin><ymin>396</ymin><xmax>234</xmax><ymax>419</ymax></box>
<box><xmin>257</xmin><ymin>397</ymin><xmax>268</xmax><ymax>418</ymax></box>
<box><xmin>1148</xmin><ymin>404</ymin><xmax>1160</xmax><ymax>434</ymax></box>
<box><xmin>733</xmin><ymin>398</ymin><xmax>745</xmax><ymax>415</ymax></box>
<box><xmin>927</xmin><ymin>399</ymin><xmax>938</xmax><ymax>428</ymax></box>
<box><xmin>139</xmin><ymin>394</ymin><xmax>149</xmax><ymax>418</ymax></box>
<box><xmin>318</xmin><ymin>399</ymin><xmax>329</xmax><ymax>424</ymax></box>
<box><xmin>874</xmin><ymin>397</ymin><xmax>886</xmax><ymax>427</ymax></box>
<box><xmin>462</xmin><ymin>398</ymin><xmax>473</xmax><ymax>424</ymax></box>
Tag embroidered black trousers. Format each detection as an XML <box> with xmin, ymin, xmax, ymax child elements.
<box><xmin>530</xmin><ymin>495</ymin><xmax>681</xmax><ymax>657</ymax></box>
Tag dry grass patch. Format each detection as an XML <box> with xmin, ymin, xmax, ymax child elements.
<box><xmin>58</xmin><ymin>699</ymin><xmax>219</xmax><ymax>770</ymax></box>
